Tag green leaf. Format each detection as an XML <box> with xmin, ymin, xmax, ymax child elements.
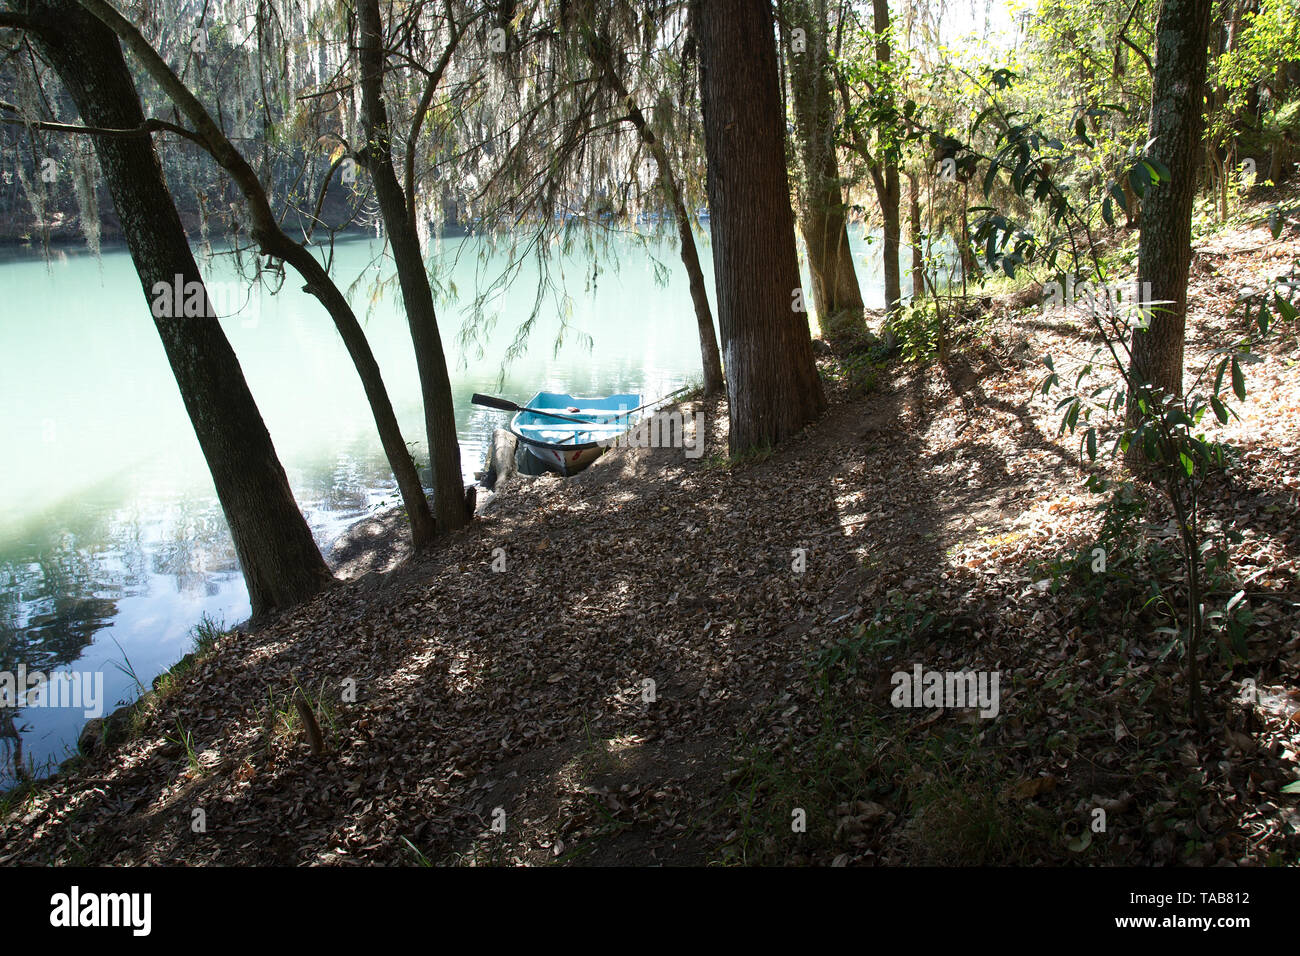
<box><xmin>1282</xmin><ymin>780</ymin><xmax>1300</xmax><ymax>794</ymax></box>
<box><xmin>1210</xmin><ymin>396</ymin><xmax>1229</xmax><ymax>424</ymax></box>
<box><xmin>1145</xmin><ymin>157</ymin><xmax>1171</xmax><ymax>181</ymax></box>
<box><xmin>1109</xmin><ymin>182</ymin><xmax>1128</xmax><ymax>212</ymax></box>
<box><xmin>1231</xmin><ymin>357</ymin><xmax>1246</xmax><ymax>400</ymax></box>
<box><xmin>1213</xmin><ymin>357</ymin><xmax>1228</xmax><ymax>396</ymax></box>
<box><xmin>1276</xmin><ymin>293</ymin><xmax>1297</xmax><ymax>323</ymax></box>
<box><xmin>983</xmin><ymin>161</ymin><xmax>1000</xmax><ymax>197</ymax></box>
<box><xmin>1128</xmin><ymin>163</ymin><xmax>1150</xmax><ymax>196</ymax></box>
<box><xmin>1180</xmin><ymin>452</ymin><xmax>1194</xmax><ymax>476</ymax></box>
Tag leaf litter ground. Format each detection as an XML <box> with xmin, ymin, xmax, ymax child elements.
<box><xmin>2</xmin><ymin>218</ymin><xmax>1297</xmax><ymax>866</ymax></box>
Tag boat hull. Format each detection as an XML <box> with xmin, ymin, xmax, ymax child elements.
<box><xmin>518</xmin><ymin>441</ymin><xmax>608</xmax><ymax>476</ymax></box>
<box><xmin>509</xmin><ymin>391</ymin><xmax>640</xmax><ymax>477</ymax></box>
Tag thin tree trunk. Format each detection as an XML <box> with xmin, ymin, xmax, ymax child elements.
<box><xmin>584</xmin><ymin>28</ymin><xmax>724</xmax><ymax>395</ymax></box>
<box><xmin>357</xmin><ymin>0</ymin><xmax>466</xmax><ymax>533</ymax></box>
<box><xmin>19</xmin><ymin>0</ymin><xmax>333</xmax><ymax>616</ymax></box>
<box><xmin>909</xmin><ymin>171</ymin><xmax>924</xmax><ymax>300</ymax></box>
<box><xmin>1269</xmin><ymin>65</ymin><xmax>1289</xmax><ymax>184</ymax></box>
<box><xmin>76</xmin><ymin>0</ymin><xmax>437</xmax><ymax>547</ymax></box>
<box><xmin>697</xmin><ymin>0</ymin><xmax>825</xmax><ymax>455</ymax></box>
<box><xmin>880</xmin><ymin>166</ymin><xmax>902</xmax><ymax>313</ymax></box>
<box><xmin>1129</xmin><ymin>0</ymin><xmax>1215</xmax><ymax>419</ymax></box>
<box><xmin>872</xmin><ymin>0</ymin><xmax>902</xmax><ymax>320</ymax></box>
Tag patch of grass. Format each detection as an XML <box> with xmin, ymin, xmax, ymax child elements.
<box><xmin>261</xmin><ymin>679</ymin><xmax>340</xmax><ymax>754</ymax></box>
<box><xmin>813</xmin><ymin>592</ymin><xmax>943</xmax><ymax>680</ymax></box>
<box><xmin>134</xmin><ymin>614</ymin><xmax>231</xmax><ymax>718</ymax></box>
<box><xmin>548</xmin><ymin>801</ymin><xmax>633</xmax><ymax>865</ymax></box>
<box><xmin>1031</xmin><ymin>479</ymin><xmax>1163</xmax><ymax>627</ymax></box>
<box><xmin>190</xmin><ymin>613</ymin><xmax>225</xmax><ymax>655</ymax></box>
<box><xmin>574</xmin><ymin>718</ymin><xmax>621</xmax><ymax>779</ymax></box>
<box><xmin>165</xmin><ymin>719</ymin><xmax>203</xmax><ymax>777</ymax></box>
<box><xmin>822</xmin><ymin>350</ymin><xmax>883</xmax><ymax>398</ymax></box>
<box><xmin>673</xmin><ymin>378</ymin><xmax>707</xmax><ymax>403</ymax></box>
<box><xmin>60</xmin><ymin>812</ymin><xmax>117</xmax><ymax>865</ymax></box>
<box><xmin>108</xmin><ymin>636</ymin><xmax>147</xmax><ymax>698</ymax></box>
<box><xmin>701</xmin><ymin>440</ymin><xmax>775</xmax><ymax>472</ymax></box>
<box><xmin>896</xmin><ymin>737</ymin><xmax>1054</xmax><ymax>865</ymax></box>
<box><xmin>724</xmin><ymin>696</ymin><xmax>1054</xmax><ymax>865</ymax></box>
<box><xmin>0</xmin><ymin>777</ymin><xmax>38</xmax><ymax>820</ymax></box>
<box><xmin>721</xmin><ymin>592</ymin><xmax>1056</xmax><ymax>865</ymax></box>
<box><xmin>399</xmin><ymin>836</ymin><xmax>433</xmax><ymax>866</ymax></box>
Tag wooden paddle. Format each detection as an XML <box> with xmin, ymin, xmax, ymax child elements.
<box><xmin>471</xmin><ymin>385</ymin><xmax>694</xmax><ymax>425</ymax></box>
<box><xmin>470</xmin><ymin>393</ymin><xmax>603</xmax><ymax>427</ymax></box>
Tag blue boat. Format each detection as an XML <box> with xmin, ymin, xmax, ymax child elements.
<box><xmin>508</xmin><ymin>391</ymin><xmax>641</xmax><ymax>476</ymax></box>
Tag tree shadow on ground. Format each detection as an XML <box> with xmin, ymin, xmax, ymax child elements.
<box><xmin>7</xmin><ymin>348</ymin><xmax>1289</xmax><ymax>867</ymax></box>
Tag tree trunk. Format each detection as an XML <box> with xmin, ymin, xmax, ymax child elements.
<box><xmin>909</xmin><ymin>171</ymin><xmax>924</xmax><ymax>300</ymax></box>
<box><xmin>75</xmin><ymin>0</ymin><xmax>437</xmax><ymax>548</ymax></box>
<box><xmin>19</xmin><ymin>0</ymin><xmax>333</xmax><ymax>616</ymax></box>
<box><xmin>1269</xmin><ymin>65</ymin><xmax>1289</xmax><ymax>184</ymax></box>
<box><xmin>871</xmin><ymin>0</ymin><xmax>902</xmax><ymax>320</ymax></box>
<box><xmin>357</xmin><ymin>0</ymin><xmax>466</xmax><ymax>533</ymax></box>
<box><xmin>697</xmin><ymin>0</ymin><xmax>825</xmax><ymax>455</ymax></box>
<box><xmin>880</xmin><ymin>166</ymin><xmax>902</xmax><ymax>313</ymax></box>
<box><xmin>1129</xmin><ymin>0</ymin><xmax>1214</xmax><ymax>415</ymax></box>
<box><xmin>959</xmin><ymin>195</ymin><xmax>979</xmax><ymax>293</ymax></box>
<box><xmin>785</xmin><ymin>0</ymin><xmax>866</xmax><ymax>336</ymax></box>
<box><xmin>673</xmin><ymin>194</ymin><xmax>726</xmax><ymax>395</ymax></box>
<box><xmin>584</xmin><ymin>28</ymin><xmax>724</xmax><ymax>395</ymax></box>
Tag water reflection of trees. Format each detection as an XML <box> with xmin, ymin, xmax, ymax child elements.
<box><xmin>0</xmin><ymin>493</ymin><xmax>240</xmax><ymax>675</ymax></box>
<box><xmin>292</xmin><ymin>447</ymin><xmax>403</xmax><ymax>522</ymax></box>
<box><xmin>0</xmin><ymin>453</ymin><xmax>404</xmax><ymax>684</ymax></box>
<box><xmin>0</xmin><ymin>711</ymin><xmax>27</xmax><ymax>784</ymax></box>
<box><xmin>0</xmin><ymin>540</ymin><xmax>121</xmax><ymax>673</ymax></box>
<box><xmin>0</xmin><ymin>492</ymin><xmax>249</xmax><ymax>782</ymax></box>
<box><xmin>0</xmin><ymin>451</ymin><xmax>411</xmax><ymax>784</ymax></box>
<box><xmin>149</xmin><ymin>499</ymin><xmax>241</xmax><ymax>592</ymax></box>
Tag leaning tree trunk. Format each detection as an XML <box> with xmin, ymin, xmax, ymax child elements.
<box><xmin>697</xmin><ymin>0</ymin><xmax>825</xmax><ymax>455</ymax></box>
<box><xmin>75</xmin><ymin>0</ymin><xmax>437</xmax><ymax>548</ymax></box>
<box><xmin>357</xmin><ymin>0</ymin><xmax>466</xmax><ymax>534</ymax></box>
<box><xmin>17</xmin><ymin>0</ymin><xmax>333</xmax><ymax>616</ymax></box>
<box><xmin>1129</xmin><ymin>0</ymin><xmax>1214</xmax><ymax>419</ymax></box>
<box><xmin>785</xmin><ymin>0</ymin><xmax>866</xmax><ymax>337</ymax></box>
<box><xmin>584</xmin><ymin>29</ymin><xmax>724</xmax><ymax>395</ymax></box>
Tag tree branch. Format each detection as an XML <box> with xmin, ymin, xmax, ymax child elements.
<box><xmin>405</xmin><ymin>6</ymin><xmax>473</xmax><ymax>222</ymax></box>
<box><xmin>0</xmin><ymin>99</ymin><xmax>202</xmax><ymax>142</ymax></box>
